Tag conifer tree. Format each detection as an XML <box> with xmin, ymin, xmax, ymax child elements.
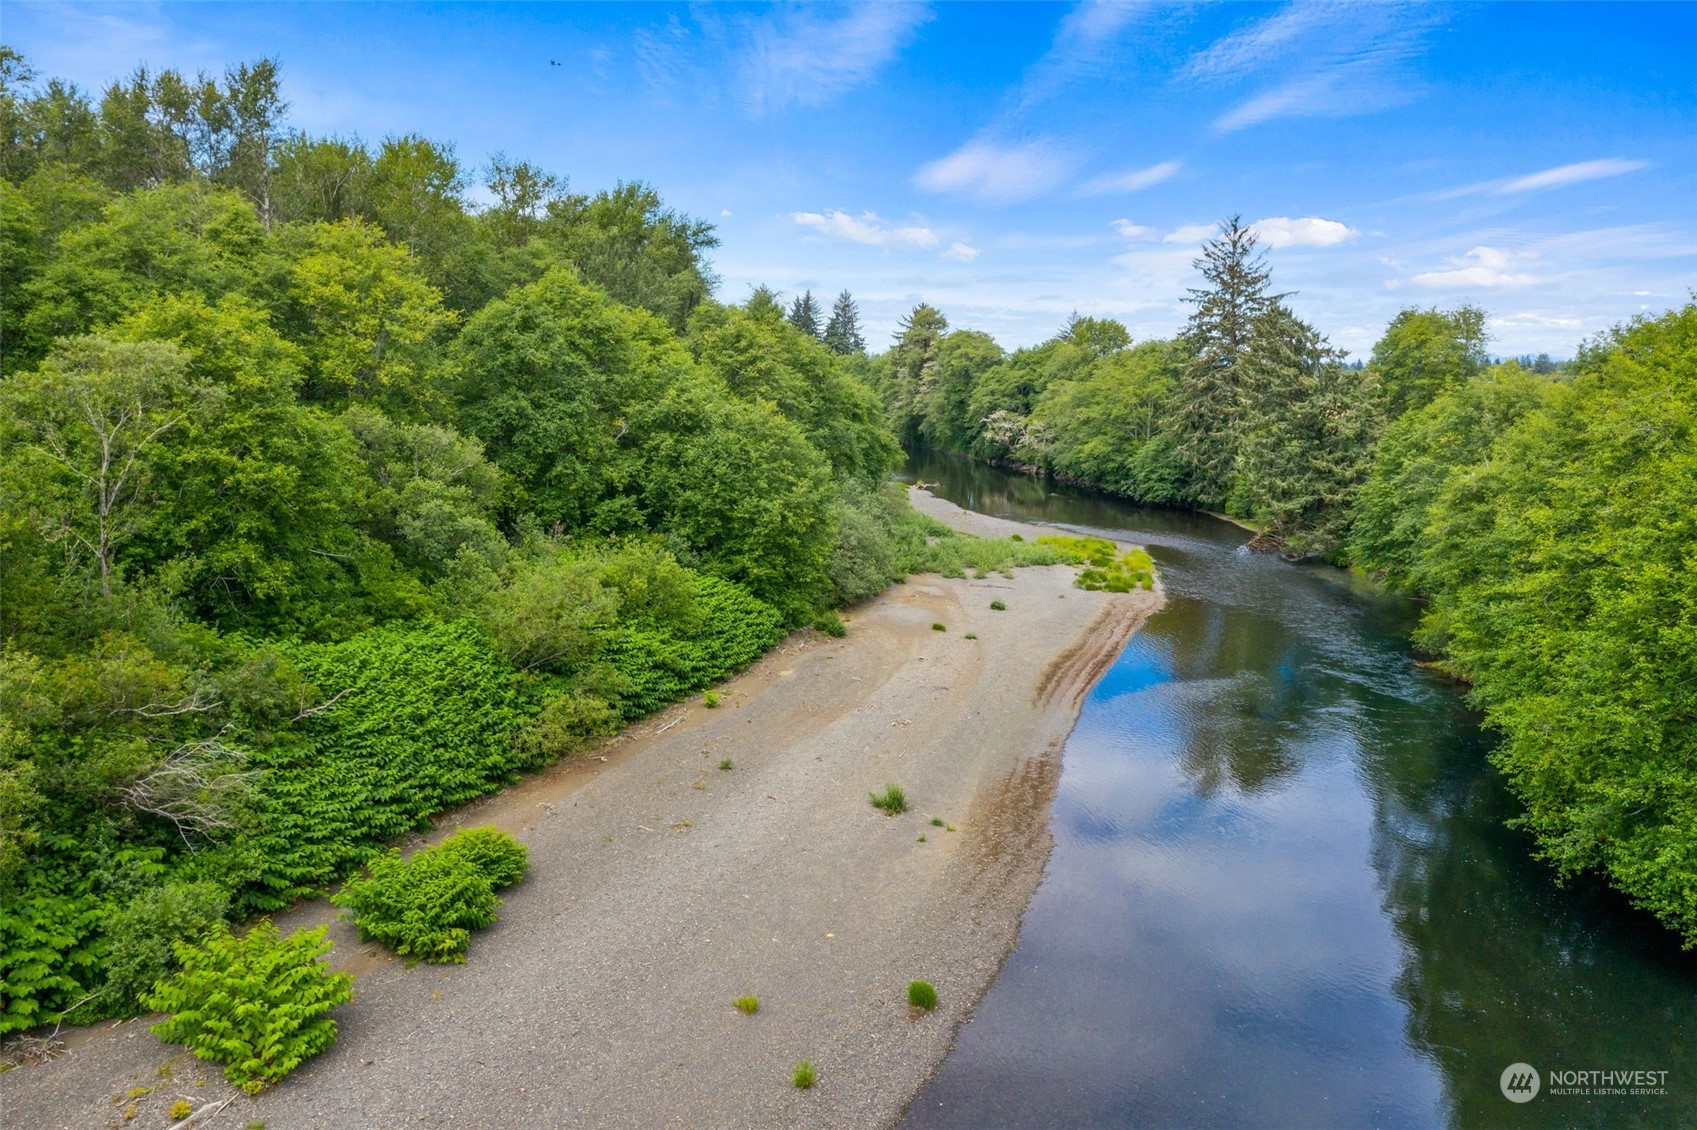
<box><xmin>787</xmin><ymin>290</ymin><xmax>822</xmax><ymax>338</ymax></box>
<box><xmin>1174</xmin><ymin>216</ymin><xmax>1276</xmax><ymax>503</ymax></box>
<box><xmin>823</xmin><ymin>289</ymin><xmax>865</xmax><ymax>355</ymax></box>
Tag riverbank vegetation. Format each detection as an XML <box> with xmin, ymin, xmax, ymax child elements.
<box><xmin>0</xmin><ymin>49</ymin><xmax>978</xmax><ymax>1040</ymax></box>
<box><xmin>875</xmin><ymin>222</ymin><xmax>1695</xmax><ymax>948</ymax></box>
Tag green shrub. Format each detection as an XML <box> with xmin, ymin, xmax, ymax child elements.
<box><xmin>734</xmin><ymin>995</ymin><xmax>759</xmax><ymax>1015</ymax></box>
<box><xmin>963</xmin><ymin>632</ymin><xmax>977</xmax><ymax>640</ymax></box>
<box><xmin>436</xmin><ymin>826</ymin><xmax>529</xmax><ymax>889</ymax></box>
<box><xmin>0</xmin><ymin>891</ymin><xmax>105</xmax><ymax>1036</ymax></box>
<box><xmin>1037</xmin><ymin>537</ymin><xmax>1156</xmax><ymax>592</ymax></box>
<box><xmin>811</xmin><ymin>610</ymin><xmax>846</xmax><ymax>637</ymax></box>
<box><xmin>145</xmin><ymin>921</ymin><xmax>353</xmax><ymax>1094</ymax></box>
<box><xmin>718</xmin><ymin>758</ymin><xmax>734</xmax><ymax>771</ymax></box>
<box><xmin>907</xmin><ymin>980</ymin><xmax>938</xmax><ymax>1011</ymax></box>
<box><xmin>931</xmin><ymin>623</ymin><xmax>946</xmax><ymax>632</ymax></box>
<box><xmin>989</xmin><ymin>599</ymin><xmax>1006</xmax><ymax>611</ymax></box>
<box><xmin>869</xmin><ymin>783</ymin><xmax>907</xmax><ymax>815</ymax></box>
<box><xmin>930</xmin><ymin>816</ymin><xmax>944</xmax><ymax>827</ymax></box>
<box><xmin>332</xmin><ymin>847</ymin><xmax>499</xmax><ymax>964</ymax></box>
<box><xmin>512</xmin><ymin>690</ymin><xmax>620</xmax><ymax>769</ymax></box>
<box><xmin>101</xmin><ymin>880</ymin><xmax>229</xmax><ymax>1013</ymax></box>
<box><xmin>703</xmin><ymin>689</ymin><xmax>720</xmax><ymax>708</ymax></box>
<box><xmin>793</xmin><ymin>1060</ymin><xmax>816</xmax><ymax>1089</ymax></box>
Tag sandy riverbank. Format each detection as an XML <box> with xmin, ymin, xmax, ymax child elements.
<box><xmin>4</xmin><ymin>488</ymin><xmax>1161</xmax><ymax>1130</ymax></box>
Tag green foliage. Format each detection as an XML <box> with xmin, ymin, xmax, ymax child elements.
<box><xmin>331</xmin><ymin>844</ymin><xmax>499</xmax><ymax>964</ymax></box>
<box><xmin>869</xmin><ymin>783</ymin><xmax>908</xmax><ymax>815</ymax></box>
<box><xmin>931</xmin><ymin>623</ymin><xmax>946</xmax><ymax>632</ymax></box>
<box><xmin>0</xmin><ymin>890</ymin><xmax>105</xmax><ymax>1035</ymax></box>
<box><xmin>718</xmin><ymin>758</ymin><xmax>733</xmax><ymax>771</ymax></box>
<box><xmin>907</xmin><ymin>980</ymin><xmax>938</xmax><ymax>1010</ymax></box>
<box><xmin>990</xmin><ymin>600</ymin><xmax>1006</xmax><ymax>611</ymax></box>
<box><xmin>436</xmin><ymin>826</ymin><xmax>528</xmax><ymax>888</ymax></box>
<box><xmin>145</xmin><ymin>921</ymin><xmax>353</xmax><ymax>1093</ymax></box>
<box><xmin>101</xmin><ymin>880</ymin><xmax>229</xmax><ymax>1014</ymax></box>
<box><xmin>930</xmin><ymin>816</ymin><xmax>945</xmax><ymax>827</ymax></box>
<box><xmin>734</xmin><ymin>995</ymin><xmax>758</xmax><ymax>1015</ymax></box>
<box><xmin>811</xmin><ymin>610</ymin><xmax>846</xmax><ymax>637</ymax></box>
<box><xmin>1370</xmin><ymin>304</ymin><xmax>1488</xmax><ymax>420</ymax></box>
<box><xmin>703</xmin><ymin>689</ymin><xmax>721</xmax><ymax>708</ymax></box>
<box><xmin>792</xmin><ymin>1060</ymin><xmax>816</xmax><ymax>1089</ymax></box>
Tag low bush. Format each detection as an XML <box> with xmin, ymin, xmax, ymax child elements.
<box><xmin>145</xmin><ymin>921</ymin><xmax>353</xmax><ymax>1094</ymax></box>
<box><xmin>703</xmin><ymin>689</ymin><xmax>720</xmax><ymax>708</ymax></box>
<box><xmin>869</xmin><ymin>783</ymin><xmax>907</xmax><ymax>815</ymax></box>
<box><xmin>101</xmin><ymin>880</ymin><xmax>229</xmax><ymax>1014</ymax></box>
<box><xmin>989</xmin><ymin>599</ymin><xmax>1006</xmax><ymax>611</ymax></box>
<box><xmin>436</xmin><ymin>826</ymin><xmax>528</xmax><ymax>889</ymax></box>
<box><xmin>332</xmin><ymin>846</ymin><xmax>498</xmax><ymax>965</ymax></box>
<box><xmin>793</xmin><ymin>1060</ymin><xmax>816</xmax><ymax>1089</ymax></box>
<box><xmin>811</xmin><ymin>610</ymin><xmax>846</xmax><ymax>637</ymax></box>
<box><xmin>907</xmin><ymin>980</ymin><xmax>938</xmax><ymax>1011</ymax></box>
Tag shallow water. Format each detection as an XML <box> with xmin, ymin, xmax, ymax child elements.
<box><xmin>900</xmin><ymin>452</ymin><xmax>1694</xmax><ymax>1130</ymax></box>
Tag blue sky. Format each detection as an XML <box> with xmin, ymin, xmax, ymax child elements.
<box><xmin>8</xmin><ymin>1</ymin><xmax>1694</xmax><ymax>356</ymax></box>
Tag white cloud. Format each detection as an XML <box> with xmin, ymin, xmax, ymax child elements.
<box><xmin>1163</xmin><ymin>223</ymin><xmax>1218</xmax><ymax>244</ymax></box>
<box><xmin>914</xmin><ymin>138</ymin><xmax>1076</xmax><ymax>204</ymax></box>
<box><xmin>1183</xmin><ymin>2</ymin><xmax>1342</xmax><ymax>80</ymax></box>
<box><xmin>943</xmin><ymin>242</ymin><xmax>981</xmax><ymax>262</ymax></box>
<box><xmin>720</xmin><ymin>209</ymin><xmax>733</xmax><ymax>218</ymax></box>
<box><xmin>1112</xmin><ymin>220</ymin><xmax>1156</xmax><ymax>239</ymax></box>
<box><xmin>1498</xmin><ymin>158</ymin><xmax>1650</xmax><ymax>194</ymax></box>
<box><xmin>1079</xmin><ymin>160</ymin><xmax>1183</xmax><ymax>195</ymax></box>
<box><xmin>1411</xmin><ymin>246</ymin><xmax>1540</xmax><ymax>289</ymax></box>
<box><xmin>738</xmin><ymin>3</ymin><xmax>933</xmax><ymax>114</ymax></box>
<box><xmin>792</xmin><ymin>210</ymin><xmax>939</xmax><ymax>250</ymax></box>
<box><xmin>1251</xmin><ymin>216</ymin><xmax>1358</xmax><ymax>249</ymax></box>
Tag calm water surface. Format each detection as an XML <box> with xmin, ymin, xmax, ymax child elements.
<box><xmin>900</xmin><ymin>452</ymin><xmax>1695</xmax><ymax>1130</ymax></box>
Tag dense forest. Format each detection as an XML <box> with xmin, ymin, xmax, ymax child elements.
<box><xmin>875</xmin><ymin>221</ymin><xmax>1696</xmax><ymax>951</ymax></box>
<box><xmin>0</xmin><ymin>46</ymin><xmax>1690</xmax><ymax>1051</ymax></box>
<box><xmin>0</xmin><ymin>50</ymin><xmax>1011</xmax><ymax>1037</ymax></box>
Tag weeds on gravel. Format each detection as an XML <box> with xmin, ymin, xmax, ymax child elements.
<box><xmin>930</xmin><ymin>816</ymin><xmax>945</xmax><ymax>827</ymax></box>
<box><xmin>917</xmin><ymin>834</ymin><xmax>927</xmax><ymax>842</ymax></box>
<box><xmin>170</xmin><ymin>1100</ymin><xmax>194</xmax><ymax>1120</ymax></box>
<box><xmin>719</xmin><ymin>757</ymin><xmax>734</xmax><ymax>771</ymax></box>
<box><xmin>931</xmin><ymin>622</ymin><xmax>946</xmax><ymax>631</ymax></box>
<box><xmin>964</xmin><ymin>632</ymin><xmax>977</xmax><ymax>639</ymax></box>
<box><xmin>734</xmin><ymin>996</ymin><xmax>759</xmax><ymax>1015</ymax></box>
<box><xmin>704</xmin><ymin>690</ymin><xmax>721</xmax><ymax>708</ymax></box>
<box><xmin>869</xmin><ymin>783</ymin><xmax>908</xmax><ymax>815</ymax></box>
<box><xmin>793</xmin><ymin>1060</ymin><xmax>817</xmax><ymax>1089</ymax></box>
<box><xmin>908</xmin><ymin>980</ymin><xmax>938</xmax><ymax>1011</ymax></box>
<box><xmin>989</xmin><ymin>599</ymin><xmax>1006</xmax><ymax>611</ymax></box>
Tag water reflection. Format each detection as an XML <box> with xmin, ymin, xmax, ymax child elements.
<box><xmin>900</xmin><ymin>452</ymin><xmax>1694</xmax><ymax>1130</ymax></box>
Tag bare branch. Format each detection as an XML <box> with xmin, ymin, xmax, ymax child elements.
<box><xmin>121</xmin><ymin>741</ymin><xmax>259</xmax><ymax>846</ymax></box>
<box><xmin>293</xmin><ymin>687</ymin><xmax>352</xmax><ymax>721</ymax></box>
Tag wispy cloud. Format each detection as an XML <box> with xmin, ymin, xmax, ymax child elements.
<box><xmin>914</xmin><ymin>138</ymin><xmax>1076</xmax><ymax>204</ymax></box>
<box><xmin>1412</xmin><ymin>246</ymin><xmax>1540</xmax><ymax>289</ymax></box>
<box><xmin>1079</xmin><ymin>159</ymin><xmax>1182</xmax><ymax>195</ymax></box>
<box><xmin>1440</xmin><ymin>158</ymin><xmax>1652</xmax><ymax>198</ymax></box>
<box><xmin>1251</xmin><ymin>216</ymin><xmax>1358</xmax><ymax>248</ymax></box>
<box><xmin>738</xmin><ymin>3</ymin><xmax>933</xmax><ymax>114</ymax></box>
<box><xmin>1112</xmin><ymin>220</ymin><xmax>1156</xmax><ymax>239</ymax></box>
<box><xmin>792</xmin><ymin>210</ymin><xmax>939</xmax><ymax>250</ymax></box>
<box><xmin>1186</xmin><ymin>2</ymin><xmax>1441</xmax><ymax>134</ymax></box>
<box><xmin>1163</xmin><ymin>223</ymin><xmax>1218</xmax><ymax>244</ymax></box>
<box><xmin>1013</xmin><ymin>0</ymin><xmax>1149</xmax><ymax>112</ymax></box>
<box><xmin>943</xmin><ymin>241</ymin><xmax>981</xmax><ymax>262</ymax></box>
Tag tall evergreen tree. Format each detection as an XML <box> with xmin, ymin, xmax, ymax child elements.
<box><xmin>881</xmin><ymin>303</ymin><xmax>947</xmax><ymax>446</ymax></box>
<box><xmin>823</xmin><ymin>289</ymin><xmax>865</xmax><ymax>355</ymax></box>
<box><xmin>787</xmin><ymin>289</ymin><xmax>821</xmax><ymax>338</ymax></box>
<box><xmin>1174</xmin><ymin>216</ymin><xmax>1276</xmax><ymax>503</ymax></box>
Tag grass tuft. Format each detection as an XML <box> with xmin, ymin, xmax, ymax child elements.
<box><xmin>989</xmin><ymin>599</ymin><xmax>1006</xmax><ymax>611</ymax></box>
<box><xmin>793</xmin><ymin>1060</ymin><xmax>817</xmax><ymax>1090</ymax></box>
<box><xmin>869</xmin><ymin>783</ymin><xmax>908</xmax><ymax>815</ymax></box>
<box><xmin>718</xmin><ymin>757</ymin><xmax>734</xmax><ymax>771</ymax></box>
<box><xmin>931</xmin><ymin>622</ymin><xmax>946</xmax><ymax>632</ymax></box>
<box><xmin>908</xmin><ymin>980</ymin><xmax>938</xmax><ymax>1011</ymax></box>
<box><xmin>734</xmin><ymin>995</ymin><xmax>759</xmax><ymax>1015</ymax></box>
<box><xmin>963</xmin><ymin>632</ymin><xmax>977</xmax><ymax>639</ymax></box>
<box><xmin>703</xmin><ymin>690</ymin><xmax>720</xmax><ymax>708</ymax></box>
<box><xmin>930</xmin><ymin>816</ymin><xmax>944</xmax><ymax>827</ymax></box>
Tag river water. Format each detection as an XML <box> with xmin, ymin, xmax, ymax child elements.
<box><xmin>899</xmin><ymin>452</ymin><xmax>1694</xmax><ymax>1130</ymax></box>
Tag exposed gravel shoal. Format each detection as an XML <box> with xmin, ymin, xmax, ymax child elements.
<box><xmin>6</xmin><ymin>488</ymin><xmax>1161</xmax><ymax>1129</ymax></box>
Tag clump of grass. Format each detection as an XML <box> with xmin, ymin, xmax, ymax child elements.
<box><xmin>869</xmin><ymin>783</ymin><xmax>908</xmax><ymax>814</ymax></box>
<box><xmin>931</xmin><ymin>622</ymin><xmax>946</xmax><ymax>632</ymax></box>
<box><xmin>908</xmin><ymin>980</ymin><xmax>938</xmax><ymax>1011</ymax></box>
<box><xmin>917</xmin><ymin>833</ymin><xmax>927</xmax><ymax>842</ymax></box>
<box><xmin>1009</xmin><ymin>534</ymin><xmax>1023</xmax><ymax>542</ymax></box>
<box><xmin>963</xmin><ymin>632</ymin><xmax>977</xmax><ymax>640</ymax></box>
<box><xmin>1036</xmin><ymin>535</ymin><xmax>1157</xmax><ymax>592</ymax></box>
<box><xmin>989</xmin><ymin>599</ymin><xmax>1006</xmax><ymax>611</ymax></box>
<box><xmin>169</xmin><ymin>1100</ymin><xmax>194</xmax><ymax>1121</ymax></box>
<box><xmin>930</xmin><ymin>816</ymin><xmax>945</xmax><ymax>827</ymax></box>
<box><xmin>703</xmin><ymin>690</ymin><xmax>720</xmax><ymax>708</ymax></box>
<box><xmin>734</xmin><ymin>995</ymin><xmax>759</xmax><ymax>1015</ymax></box>
<box><xmin>793</xmin><ymin>1060</ymin><xmax>817</xmax><ymax>1089</ymax></box>
<box><xmin>718</xmin><ymin>757</ymin><xmax>734</xmax><ymax>771</ymax></box>
<box><xmin>812</xmin><ymin>611</ymin><xmax>847</xmax><ymax>637</ymax></box>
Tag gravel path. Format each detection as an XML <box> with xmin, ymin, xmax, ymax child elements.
<box><xmin>5</xmin><ymin>490</ymin><xmax>1161</xmax><ymax>1129</ymax></box>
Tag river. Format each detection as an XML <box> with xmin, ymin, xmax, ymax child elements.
<box><xmin>898</xmin><ymin>451</ymin><xmax>1694</xmax><ymax>1130</ymax></box>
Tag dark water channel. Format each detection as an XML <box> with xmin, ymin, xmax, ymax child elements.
<box><xmin>899</xmin><ymin>452</ymin><xmax>1694</xmax><ymax>1130</ymax></box>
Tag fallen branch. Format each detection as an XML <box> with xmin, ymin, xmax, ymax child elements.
<box><xmin>165</xmin><ymin>1096</ymin><xmax>236</xmax><ymax>1129</ymax></box>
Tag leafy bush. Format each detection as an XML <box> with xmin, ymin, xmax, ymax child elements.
<box><xmin>908</xmin><ymin>979</ymin><xmax>938</xmax><ymax>1010</ymax></box>
<box><xmin>990</xmin><ymin>599</ymin><xmax>1006</xmax><ymax>611</ymax></box>
<box><xmin>332</xmin><ymin>846</ymin><xmax>498</xmax><ymax>965</ymax></box>
<box><xmin>703</xmin><ymin>689</ymin><xmax>720</xmax><ymax>708</ymax></box>
<box><xmin>869</xmin><ymin>783</ymin><xmax>907</xmax><ymax>815</ymax></box>
<box><xmin>145</xmin><ymin>921</ymin><xmax>353</xmax><ymax>1094</ymax></box>
<box><xmin>101</xmin><ymin>880</ymin><xmax>229</xmax><ymax>1013</ymax></box>
<box><xmin>598</xmin><ymin>576</ymin><xmax>784</xmax><ymax>718</ymax></box>
<box><xmin>931</xmin><ymin>622</ymin><xmax>946</xmax><ymax>632</ymax></box>
<box><xmin>811</xmin><ymin>610</ymin><xmax>846</xmax><ymax>637</ymax></box>
<box><xmin>0</xmin><ymin>890</ymin><xmax>105</xmax><ymax>1035</ymax></box>
<box><xmin>436</xmin><ymin>826</ymin><xmax>529</xmax><ymax>889</ymax></box>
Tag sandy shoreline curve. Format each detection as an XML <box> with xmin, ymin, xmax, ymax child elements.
<box><xmin>5</xmin><ymin>487</ymin><xmax>1162</xmax><ymax>1129</ymax></box>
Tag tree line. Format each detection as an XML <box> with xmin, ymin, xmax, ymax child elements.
<box><xmin>0</xmin><ymin>49</ymin><xmax>927</xmax><ymax>1037</ymax></box>
<box><xmin>872</xmin><ymin>219</ymin><xmax>1696</xmax><ymax>949</ymax></box>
